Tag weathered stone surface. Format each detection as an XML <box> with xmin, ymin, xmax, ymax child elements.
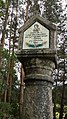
<box><xmin>17</xmin><ymin>49</ymin><xmax>57</xmax><ymax>68</ymax></box>
<box><xmin>18</xmin><ymin>14</ymin><xmax>57</xmax><ymax>51</ymax></box>
<box><xmin>21</xmin><ymin>58</ymin><xmax>55</xmax><ymax>119</ymax></box>
<box><xmin>17</xmin><ymin>13</ymin><xmax>57</xmax><ymax>119</ymax></box>
<box><xmin>24</xmin><ymin>58</ymin><xmax>55</xmax><ymax>82</ymax></box>
<box><xmin>22</xmin><ymin>81</ymin><xmax>53</xmax><ymax>119</ymax></box>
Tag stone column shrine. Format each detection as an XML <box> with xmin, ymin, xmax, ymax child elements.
<box><xmin>17</xmin><ymin>14</ymin><xmax>57</xmax><ymax>119</ymax></box>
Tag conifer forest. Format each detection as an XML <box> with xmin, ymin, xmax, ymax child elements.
<box><xmin>0</xmin><ymin>0</ymin><xmax>67</xmax><ymax>119</ymax></box>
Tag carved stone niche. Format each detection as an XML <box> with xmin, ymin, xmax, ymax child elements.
<box><xmin>17</xmin><ymin>14</ymin><xmax>57</xmax><ymax>66</ymax></box>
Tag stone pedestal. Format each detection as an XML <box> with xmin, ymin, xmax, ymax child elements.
<box><xmin>22</xmin><ymin>57</ymin><xmax>55</xmax><ymax>119</ymax></box>
<box><xmin>17</xmin><ymin>13</ymin><xmax>57</xmax><ymax>119</ymax></box>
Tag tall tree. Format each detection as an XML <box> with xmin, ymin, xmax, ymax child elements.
<box><xmin>19</xmin><ymin>64</ymin><xmax>24</xmax><ymax>119</ymax></box>
<box><xmin>0</xmin><ymin>0</ymin><xmax>11</xmax><ymax>74</ymax></box>
<box><xmin>0</xmin><ymin>0</ymin><xmax>67</xmax><ymax>119</ymax></box>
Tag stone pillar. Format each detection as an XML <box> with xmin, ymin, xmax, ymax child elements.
<box><xmin>17</xmin><ymin>12</ymin><xmax>57</xmax><ymax>119</ymax></box>
<box><xmin>22</xmin><ymin>58</ymin><xmax>55</xmax><ymax>119</ymax></box>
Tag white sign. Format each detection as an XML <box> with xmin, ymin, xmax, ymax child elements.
<box><xmin>23</xmin><ymin>22</ymin><xmax>49</xmax><ymax>49</ymax></box>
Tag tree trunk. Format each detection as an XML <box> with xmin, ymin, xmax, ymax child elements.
<box><xmin>25</xmin><ymin>0</ymin><xmax>32</xmax><ymax>22</ymax></box>
<box><xmin>0</xmin><ymin>0</ymin><xmax>10</xmax><ymax>70</ymax></box>
<box><xmin>59</xmin><ymin>79</ymin><xmax>65</xmax><ymax>119</ymax></box>
<box><xmin>1</xmin><ymin>0</ymin><xmax>10</xmax><ymax>47</ymax></box>
<box><xmin>3</xmin><ymin>75</ymin><xmax>9</xmax><ymax>102</ymax></box>
<box><xmin>53</xmin><ymin>81</ymin><xmax>57</xmax><ymax>119</ymax></box>
<box><xmin>7</xmin><ymin>1</ymin><xmax>18</xmax><ymax>102</ymax></box>
<box><xmin>19</xmin><ymin>64</ymin><xmax>24</xmax><ymax>119</ymax></box>
<box><xmin>59</xmin><ymin>55</ymin><xmax>66</xmax><ymax>119</ymax></box>
<box><xmin>0</xmin><ymin>0</ymin><xmax>10</xmax><ymax>104</ymax></box>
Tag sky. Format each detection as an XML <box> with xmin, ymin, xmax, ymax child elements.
<box><xmin>61</xmin><ymin>0</ymin><xmax>67</xmax><ymax>9</ymax></box>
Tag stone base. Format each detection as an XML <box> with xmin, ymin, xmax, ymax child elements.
<box><xmin>22</xmin><ymin>80</ymin><xmax>53</xmax><ymax>119</ymax></box>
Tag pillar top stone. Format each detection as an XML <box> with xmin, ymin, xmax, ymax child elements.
<box><xmin>17</xmin><ymin>13</ymin><xmax>57</xmax><ymax>67</ymax></box>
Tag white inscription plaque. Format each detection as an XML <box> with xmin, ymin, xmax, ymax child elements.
<box><xmin>23</xmin><ymin>22</ymin><xmax>49</xmax><ymax>49</ymax></box>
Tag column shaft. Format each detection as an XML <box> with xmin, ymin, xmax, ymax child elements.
<box><xmin>22</xmin><ymin>58</ymin><xmax>55</xmax><ymax>119</ymax></box>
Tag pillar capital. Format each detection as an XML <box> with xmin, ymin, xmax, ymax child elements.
<box><xmin>24</xmin><ymin>58</ymin><xmax>55</xmax><ymax>83</ymax></box>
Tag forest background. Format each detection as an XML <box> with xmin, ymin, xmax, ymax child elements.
<box><xmin>0</xmin><ymin>0</ymin><xmax>67</xmax><ymax>119</ymax></box>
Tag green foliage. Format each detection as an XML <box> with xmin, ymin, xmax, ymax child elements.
<box><xmin>1</xmin><ymin>48</ymin><xmax>9</xmax><ymax>60</ymax></box>
<box><xmin>0</xmin><ymin>47</ymin><xmax>19</xmax><ymax>118</ymax></box>
<box><xmin>0</xmin><ymin>102</ymin><xmax>12</xmax><ymax>118</ymax></box>
<box><xmin>53</xmin><ymin>84</ymin><xmax>67</xmax><ymax>118</ymax></box>
<box><xmin>0</xmin><ymin>0</ymin><xmax>4</xmax><ymax>7</ymax></box>
<box><xmin>0</xmin><ymin>12</ymin><xmax>3</xmax><ymax>17</ymax></box>
<box><xmin>43</xmin><ymin>0</ymin><xmax>62</xmax><ymax>23</ymax></box>
<box><xmin>53</xmin><ymin>84</ymin><xmax>67</xmax><ymax>105</ymax></box>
